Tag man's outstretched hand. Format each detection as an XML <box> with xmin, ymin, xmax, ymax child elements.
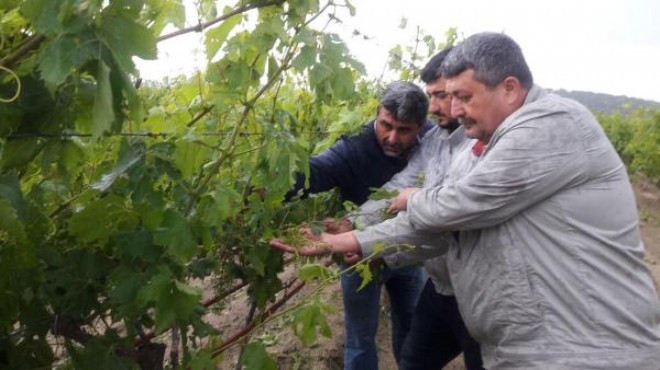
<box><xmin>269</xmin><ymin>228</ymin><xmax>334</xmax><ymax>256</ymax></box>
<box><xmin>387</xmin><ymin>187</ymin><xmax>420</xmax><ymax>214</ymax></box>
<box><xmin>269</xmin><ymin>238</ymin><xmax>334</xmax><ymax>256</ymax></box>
<box><xmin>270</xmin><ymin>227</ymin><xmax>360</xmax><ymax>256</ymax></box>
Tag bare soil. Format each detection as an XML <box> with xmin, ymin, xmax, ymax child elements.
<box><xmin>211</xmin><ymin>177</ymin><xmax>660</xmax><ymax>370</ymax></box>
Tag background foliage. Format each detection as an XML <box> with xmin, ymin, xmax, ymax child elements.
<box><xmin>598</xmin><ymin>108</ymin><xmax>660</xmax><ymax>184</ymax></box>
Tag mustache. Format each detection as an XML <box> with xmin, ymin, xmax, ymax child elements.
<box><xmin>382</xmin><ymin>140</ymin><xmax>404</xmax><ymax>150</ymax></box>
<box><xmin>458</xmin><ymin>117</ymin><xmax>476</xmax><ymax>126</ymax></box>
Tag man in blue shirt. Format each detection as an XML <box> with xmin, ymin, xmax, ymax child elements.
<box><xmin>288</xmin><ymin>81</ymin><xmax>431</xmax><ymax>370</ymax></box>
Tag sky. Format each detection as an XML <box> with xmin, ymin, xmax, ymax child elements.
<box><xmin>137</xmin><ymin>0</ymin><xmax>660</xmax><ymax>102</ymax></box>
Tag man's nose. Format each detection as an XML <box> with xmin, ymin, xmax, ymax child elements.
<box><xmin>387</xmin><ymin>130</ymin><xmax>399</xmax><ymax>143</ymax></box>
<box><xmin>451</xmin><ymin>99</ymin><xmax>465</xmax><ymax>117</ymax></box>
<box><xmin>429</xmin><ymin>101</ymin><xmax>441</xmax><ymax>115</ymax></box>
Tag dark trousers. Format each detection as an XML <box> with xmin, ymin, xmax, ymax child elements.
<box><xmin>399</xmin><ymin>279</ymin><xmax>484</xmax><ymax>370</ymax></box>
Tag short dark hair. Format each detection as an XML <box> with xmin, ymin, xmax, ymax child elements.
<box><xmin>420</xmin><ymin>47</ymin><xmax>453</xmax><ymax>84</ymax></box>
<box><xmin>378</xmin><ymin>81</ymin><xmax>429</xmax><ymax>125</ymax></box>
<box><xmin>441</xmin><ymin>32</ymin><xmax>533</xmax><ymax>89</ymax></box>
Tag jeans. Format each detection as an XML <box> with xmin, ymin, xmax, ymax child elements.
<box><xmin>340</xmin><ymin>263</ymin><xmax>424</xmax><ymax>370</ymax></box>
<box><xmin>399</xmin><ymin>278</ymin><xmax>484</xmax><ymax>370</ymax></box>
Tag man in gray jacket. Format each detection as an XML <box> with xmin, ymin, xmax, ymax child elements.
<box><xmin>272</xmin><ymin>32</ymin><xmax>660</xmax><ymax>369</ymax></box>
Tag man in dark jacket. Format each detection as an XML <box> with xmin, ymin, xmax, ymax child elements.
<box><xmin>288</xmin><ymin>81</ymin><xmax>432</xmax><ymax>370</ymax></box>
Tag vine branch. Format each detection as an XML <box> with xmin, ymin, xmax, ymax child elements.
<box><xmin>0</xmin><ymin>34</ymin><xmax>46</xmax><ymax>69</ymax></box>
<box><xmin>157</xmin><ymin>0</ymin><xmax>287</xmax><ymax>42</ymax></box>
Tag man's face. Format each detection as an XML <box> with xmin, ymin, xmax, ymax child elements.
<box><xmin>426</xmin><ymin>77</ymin><xmax>453</xmax><ymax>128</ymax></box>
<box><xmin>374</xmin><ymin>107</ymin><xmax>421</xmax><ymax>157</ymax></box>
<box><xmin>446</xmin><ymin>69</ymin><xmax>511</xmax><ymax>143</ymax></box>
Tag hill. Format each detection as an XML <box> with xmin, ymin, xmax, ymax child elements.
<box><xmin>551</xmin><ymin>89</ymin><xmax>660</xmax><ymax>114</ymax></box>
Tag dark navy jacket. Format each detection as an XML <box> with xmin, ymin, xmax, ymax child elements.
<box><xmin>288</xmin><ymin>120</ymin><xmax>433</xmax><ymax>205</ymax></box>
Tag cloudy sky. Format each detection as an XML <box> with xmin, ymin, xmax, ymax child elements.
<box><xmin>138</xmin><ymin>0</ymin><xmax>660</xmax><ymax>102</ymax></box>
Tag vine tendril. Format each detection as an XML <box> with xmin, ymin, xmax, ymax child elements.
<box><xmin>0</xmin><ymin>65</ymin><xmax>21</xmax><ymax>103</ymax></box>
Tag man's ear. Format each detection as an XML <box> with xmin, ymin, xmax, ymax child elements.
<box><xmin>501</xmin><ymin>76</ymin><xmax>524</xmax><ymax>105</ymax></box>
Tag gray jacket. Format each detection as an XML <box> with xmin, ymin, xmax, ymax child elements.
<box><xmin>352</xmin><ymin>124</ymin><xmax>473</xmax><ymax>294</ymax></box>
<box><xmin>354</xmin><ymin>86</ymin><xmax>660</xmax><ymax>369</ymax></box>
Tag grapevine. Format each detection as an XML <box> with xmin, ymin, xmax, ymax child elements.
<box><xmin>0</xmin><ymin>1</ymin><xmax>371</xmax><ymax>368</ymax></box>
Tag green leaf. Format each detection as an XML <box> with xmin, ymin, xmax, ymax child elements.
<box><xmin>4</xmin><ymin>335</ymin><xmax>54</xmax><ymax>370</ymax></box>
<box><xmin>368</xmin><ymin>187</ymin><xmax>398</xmax><ymax>201</ymax></box>
<box><xmin>0</xmin><ymin>198</ymin><xmax>27</xmax><ymax>243</ymax></box>
<box><xmin>115</xmin><ymin>230</ymin><xmax>162</xmax><ymax>262</ymax></box>
<box><xmin>309</xmin><ymin>63</ymin><xmax>332</xmax><ymax>86</ymax></box>
<box><xmin>108</xmin><ymin>0</ymin><xmax>144</xmax><ymax>14</ymax></box>
<box><xmin>137</xmin><ymin>202</ymin><xmax>165</xmax><ymax>230</ymax></box>
<box><xmin>24</xmin><ymin>198</ymin><xmax>51</xmax><ymax>246</ymax></box>
<box><xmin>292</xmin><ymin>44</ymin><xmax>317</xmax><ymax>71</ymax></box>
<box><xmin>108</xmin><ymin>264</ymin><xmax>148</xmax><ymax>314</ymax></box>
<box><xmin>137</xmin><ymin>267</ymin><xmax>202</xmax><ymax>333</ymax></box>
<box><xmin>297</xmin><ymin>263</ymin><xmax>331</xmax><ymax>283</ymax></box>
<box><xmin>0</xmin><ymin>138</ymin><xmax>43</xmax><ymax>172</ymax></box>
<box><xmin>172</xmin><ymin>280</ymin><xmax>203</xmax><ymax>316</ymax></box>
<box><xmin>354</xmin><ymin>262</ymin><xmax>373</xmax><ymax>291</ymax></box>
<box><xmin>204</xmin><ymin>9</ymin><xmax>242</xmax><ymax>60</ymax></box>
<box><xmin>288</xmin><ymin>0</ymin><xmax>319</xmax><ymax>19</ymax></box>
<box><xmin>153</xmin><ymin>209</ymin><xmax>197</xmax><ymax>262</ymax></box>
<box><xmin>67</xmin><ymin>194</ymin><xmax>136</xmax><ymax>244</ymax></box>
<box><xmin>20</xmin><ymin>0</ymin><xmax>63</xmax><ymax>33</ymax></box>
<box><xmin>58</xmin><ymin>140</ymin><xmax>85</xmax><ymax>175</ymax></box>
<box><xmin>145</xmin><ymin>0</ymin><xmax>185</xmax><ymax>36</ymax></box>
<box><xmin>197</xmin><ymin>0</ymin><xmax>218</xmax><ymax>22</ymax></box>
<box><xmin>330</xmin><ymin>67</ymin><xmax>356</xmax><ymax>100</ymax></box>
<box><xmin>241</xmin><ymin>341</ymin><xmax>277</xmax><ymax>370</ymax></box>
<box><xmin>0</xmin><ymin>174</ymin><xmax>26</xmax><ymax>219</ymax></box>
<box><xmin>38</xmin><ymin>36</ymin><xmax>77</xmax><ymax>89</ymax></box>
<box><xmin>187</xmin><ymin>349</ymin><xmax>221</xmax><ymax>370</ymax></box>
<box><xmin>98</xmin><ymin>12</ymin><xmax>157</xmax><ymax>72</ymax></box>
<box><xmin>246</xmin><ymin>244</ymin><xmax>268</xmax><ymax>277</ymax></box>
<box><xmin>291</xmin><ymin>300</ymin><xmax>332</xmax><ymax>345</ymax></box>
<box><xmin>67</xmin><ymin>337</ymin><xmax>133</xmax><ymax>370</ymax></box>
<box><xmin>174</xmin><ymin>138</ymin><xmax>209</xmax><ymax>178</ymax></box>
<box><xmin>92</xmin><ymin>60</ymin><xmax>115</xmax><ymax>137</ymax></box>
<box><xmin>202</xmin><ymin>185</ymin><xmax>240</xmax><ymax>225</ymax></box>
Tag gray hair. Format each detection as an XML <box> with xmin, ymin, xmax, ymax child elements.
<box><xmin>378</xmin><ymin>81</ymin><xmax>429</xmax><ymax>125</ymax></box>
<box><xmin>441</xmin><ymin>32</ymin><xmax>533</xmax><ymax>89</ymax></box>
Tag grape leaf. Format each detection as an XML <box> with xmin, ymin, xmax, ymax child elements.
<box><xmin>205</xmin><ymin>9</ymin><xmax>242</xmax><ymax>60</ymax></box>
<box><xmin>137</xmin><ymin>267</ymin><xmax>202</xmax><ymax>333</ymax></box>
<box><xmin>67</xmin><ymin>194</ymin><xmax>134</xmax><ymax>244</ymax></box>
<box><xmin>0</xmin><ymin>198</ymin><xmax>26</xmax><ymax>243</ymax></box>
<box><xmin>0</xmin><ymin>138</ymin><xmax>43</xmax><ymax>172</ymax></box>
<box><xmin>174</xmin><ymin>138</ymin><xmax>209</xmax><ymax>178</ymax></box>
<box><xmin>241</xmin><ymin>341</ymin><xmax>276</xmax><ymax>370</ymax></box>
<box><xmin>368</xmin><ymin>187</ymin><xmax>398</xmax><ymax>201</ymax></box>
<box><xmin>20</xmin><ymin>0</ymin><xmax>62</xmax><ymax>33</ymax></box>
<box><xmin>98</xmin><ymin>12</ymin><xmax>157</xmax><ymax>72</ymax></box>
<box><xmin>153</xmin><ymin>209</ymin><xmax>197</xmax><ymax>262</ymax></box>
<box><xmin>92</xmin><ymin>59</ymin><xmax>115</xmax><ymax>137</ymax></box>
<box><xmin>291</xmin><ymin>301</ymin><xmax>332</xmax><ymax>345</ymax></box>
<box><xmin>354</xmin><ymin>262</ymin><xmax>373</xmax><ymax>292</ymax></box>
<box><xmin>38</xmin><ymin>36</ymin><xmax>77</xmax><ymax>89</ymax></box>
<box><xmin>297</xmin><ymin>263</ymin><xmax>331</xmax><ymax>283</ymax></box>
